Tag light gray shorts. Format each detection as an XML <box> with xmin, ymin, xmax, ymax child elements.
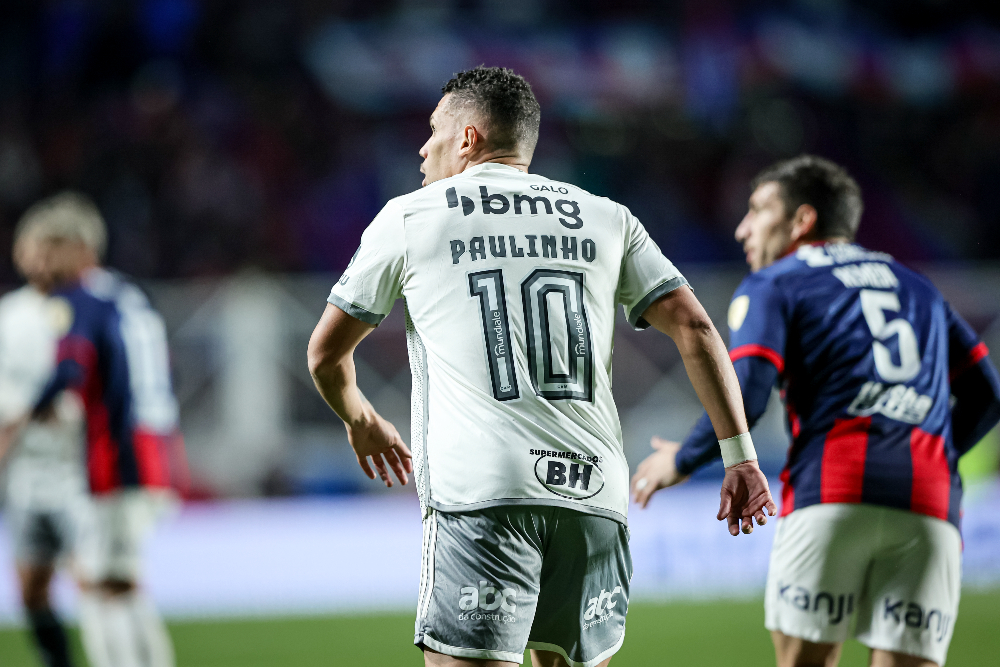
<box><xmin>414</xmin><ymin>505</ymin><xmax>631</xmax><ymax>667</ymax></box>
<box><xmin>5</xmin><ymin>507</ymin><xmax>78</xmax><ymax>566</ymax></box>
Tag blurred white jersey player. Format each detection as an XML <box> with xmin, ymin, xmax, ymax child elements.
<box><xmin>0</xmin><ymin>230</ymin><xmax>89</xmax><ymax>667</ymax></box>
<box><xmin>2</xmin><ymin>192</ymin><xmax>183</xmax><ymax>667</ymax></box>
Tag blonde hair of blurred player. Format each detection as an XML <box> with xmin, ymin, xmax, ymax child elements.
<box><xmin>14</xmin><ymin>192</ymin><xmax>176</xmax><ymax>667</ymax></box>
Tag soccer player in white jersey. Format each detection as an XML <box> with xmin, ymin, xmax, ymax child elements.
<box><xmin>308</xmin><ymin>66</ymin><xmax>776</xmax><ymax>667</ymax></box>
<box><xmin>1</xmin><ymin>192</ymin><xmax>180</xmax><ymax>667</ymax></box>
<box><xmin>0</xmin><ymin>215</ymin><xmax>90</xmax><ymax>667</ymax></box>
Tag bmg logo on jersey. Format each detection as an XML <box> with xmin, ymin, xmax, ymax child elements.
<box><xmin>457</xmin><ymin>580</ymin><xmax>517</xmax><ymax>624</ymax></box>
<box><xmin>583</xmin><ymin>586</ymin><xmax>623</xmax><ymax>629</ymax></box>
<box><xmin>531</xmin><ymin>450</ymin><xmax>605</xmax><ymax>500</ymax></box>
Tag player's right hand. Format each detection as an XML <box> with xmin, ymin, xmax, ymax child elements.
<box><xmin>717</xmin><ymin>459</ymin><xmax>777</xmax><ymax>536</ymax></box>
<box><xmin>346</xmin><ymin>407</ymin><xmax>413</xmax><ymax>488</ymax></box>
<box><xmin>630</xmin><ymin>436</ymin><xmax>690</xmax><ymax>509</ymax></box>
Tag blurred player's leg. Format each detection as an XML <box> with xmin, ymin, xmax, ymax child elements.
<box><xmin>78</xmin><ymin>584</ymin><xmax>174</xmax><ymax>667</ymax></box>
<box><xmin>422</xmin><ymin>647</ymin><xmax>516</xmax><ymax>666</ymax></box>
<box><xmin>18</xmin><ymin>561</ymin><xmax>73</xmax><ymax>667</ymax></box>
<box><xmin>529</xmin><ymin>649</ymin><xmax>613</xmax><ymax>667</ymax></box>
<box><xmin>9</xmin><ymin>506</ymin><xmax>76</xmax><ymax>667</ymax></box>
<box><xmin>770</xmin><ymin>631</ymin><xmax>842</xmax><ymax>667</ymax></box>
<box><xmin>869</xmin><ymin>649</ymin><xmax>939</xmax><ymax>667</ymax></box>
<box><xmin>77</xmin><ymin>490</ymin><xmax>176</xmax><ymax>667</ymax></box>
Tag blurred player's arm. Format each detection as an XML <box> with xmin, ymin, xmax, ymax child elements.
<box><xmin>308</xmin><ymin>304</ymin><xmax>412</xmax><ymax>487</ymax></box>
<box><xmin>947</xmin><ymin>305</ymin><xmax>1000</xmax><ymax>454</ymax></box>
<box><xmin>637</xmin><ymin>285</ymin><xmax>776</xmax><ymax>535</ymax></box>
<box><xmin>676</xmin><ymin>357</ymin><xmax>778</xmax><ymax>476</ymax></box>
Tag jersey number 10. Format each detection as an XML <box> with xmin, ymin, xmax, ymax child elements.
<box><xmin>469</xmin><ymin>269</ymin><xmax>594</xmax><ymax>403</ymax></box>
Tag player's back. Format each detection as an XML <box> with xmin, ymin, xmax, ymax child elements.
<box><xmin>43</xmin><ymin>270</ymin><xmax>178</xmax><ymax>493</ymax></box>
<box><xmin>331</xmin><ymin>163</ymin><xmax>685</xmax><ymax>524</ymax></box>
<box><xmin>736</xmin><ymin>243</ymin><xmax>960</xmax><ymax>524</ymax></box>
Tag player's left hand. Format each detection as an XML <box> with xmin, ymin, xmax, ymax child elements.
<box><xmin>717</xmin><ymin>459</ymin><xmax>777</xmax><ymax>536</ymax></box>
<box><xmin>346</xmin><ymin>406</ymin><xmax>414</xmax><ymax>488</ymax></box>
<box><xmin>630</xmin><ymin>437</ymin><xmax>690</xmax><ymax>508</ymax></box>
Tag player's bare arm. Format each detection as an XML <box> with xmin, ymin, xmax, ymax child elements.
<box><xmin>308</xmin><ymin>303</ymin><xmax>413</xmax><ymax>487</ymax></box>
<box><xmin>636</xmin><ymin>285</ymin><xmax>777</xmax><ymax>535</ymax></box>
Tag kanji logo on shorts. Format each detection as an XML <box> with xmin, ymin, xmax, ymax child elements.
<box><xmin>583</xmin><ymin>586</ymin><xmax>622</xmax><ymax>628</ymax></box>
<box><xmin>459</xmin><ymin>581</ymin><xmax>516</xmax><ymax>613</ymax></box>
<box><xmin>883</xmin><ymin>597</ymin><xmax>953</xmax><ymax>642</ymax></box>
<box><xmin>777</xmin><ymin>582</ymin><xmax>855</xmax><ymax>625</ymax></box>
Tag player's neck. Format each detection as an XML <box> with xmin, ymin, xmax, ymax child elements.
<box><xmin>786</xmin><ymin>235</ymin><xmax>851</xmax><ymax>256</ymax></box>
<box><xmin>464</xmin><ymin>154</ymin><xmax>530</xmax><ymax>174</ymax></box>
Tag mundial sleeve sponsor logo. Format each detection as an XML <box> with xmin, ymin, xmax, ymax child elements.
<box><xmin>530</xmin><ymin>449</ymin><xmax>605</xmax><ymax>500</ymax></box>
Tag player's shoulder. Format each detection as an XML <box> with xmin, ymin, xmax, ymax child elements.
<box><xmin>82</xmin><ymin>268</ymin><xmax>151</xmax><ymax>310</ymax></box>
<box><xmin>0</xmin><ymin>285</ymin><xmax>42</xmax><ymax>310</ymax></box>
<box><xmin>395</xmin><ymin>164</ymin><xmax>616</xmax><ymax>211</ymax></box>
<box><xmin>733</xmin><ymin>257</ymin><xmax>799</xmax><ymax>299</ymax></box>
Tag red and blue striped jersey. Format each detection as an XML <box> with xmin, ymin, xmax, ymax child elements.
<box><xmin>34</xmin><ymin>270</ymin><xmax>183</xmax><ymax>495</ymax></box>
<box><xmin>676</xmin><ymin>242</ymin><xmax>1000</xmax><ymax>528</ymax></box>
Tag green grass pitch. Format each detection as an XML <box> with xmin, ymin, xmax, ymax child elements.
<box><xmin>1</xmin><ymin>590</ymin><xmax>997</xmax><ymax>665</ymax></box>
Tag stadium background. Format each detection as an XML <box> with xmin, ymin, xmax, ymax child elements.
<box><xmin>0</xmin><ymin>0</ymin><xmax>998</xmax><ymax>665</ymax></box>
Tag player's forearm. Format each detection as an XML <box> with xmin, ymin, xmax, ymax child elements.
<box><xmin>643</xmin><ymin>287</ymin><xmax>748</xmax><ymax>440</ymax></box>
<box><xmin>674</xmin><ymin>323</ymin><xmax>748</xmax><ymax>440</ymax></box>
<box><xmin>33</xmin><ymin>360</ymin><xmax>80</xmax><ymax>416</ymax></box>
<box><xmin>676</xmin><ymin>357</ymin><xmax>778</xmax><ymax>474</ymax></box>
<box><xmin>951</xmin><ymin>357</ymin><xmax>1000</xmax><ymax>455</ymax></box>
<box><xmin>308</xmin><ymin>303</ymin><xmax>379</xmax><ymax>429</ymax></box>
<box><xmin>309</xmin><ymin>354</ymin><xmax>368</xmax><ymax>428</ymax></box>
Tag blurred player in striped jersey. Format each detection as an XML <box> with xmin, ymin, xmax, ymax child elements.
<box><xmin>1</xmin><ymin>193</ymin><xmax>184</xmax><ymax>667</ymax></box>
<box><xmin>632</xmin><ymin>156</ymin><xmax>1000</xmax><ymax>667</ymax></box>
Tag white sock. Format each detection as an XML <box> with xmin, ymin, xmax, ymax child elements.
<box><xmin>77</xmin><ymin>590</ymin><xmax>174</xmax><ymax>667</ymax></box>
<box><xmin>78</xmin><ymin>591</ymin><xmax>114</xmax><ymax>667</ymax></box>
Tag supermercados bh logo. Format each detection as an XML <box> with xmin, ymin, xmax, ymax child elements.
<box><xmin>458</xmin><ymin>581</ymin><xmax>517</xmax><ymax>624</ymax></box>
<box><xmin>530</xmin><ymin>449</ymin><xmax>605</xmax><ymax>500</ymax></box>
<box><xmin>583</xmin><ymin>586</ymin><xmax>623</xmax><ymax>629</ymax></box>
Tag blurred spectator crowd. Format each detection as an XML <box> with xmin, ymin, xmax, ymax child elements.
<box><xmin>0</xmin><ymin>0</ymin><xmax>998</xmax><ymax>285</ymax></box>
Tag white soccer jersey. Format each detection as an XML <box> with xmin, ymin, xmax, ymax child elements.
<box><xmin>0</xmin><ymin>286</ymin><xmax>87</xmax><ymax>509</ymax></box>
<box><xmin>329</xmin><ymin>163</ymin><xmax>686</xmax><ymax>524</ymax></box>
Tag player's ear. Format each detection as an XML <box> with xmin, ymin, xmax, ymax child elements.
<box><xmin>791</xmin><ymin>203</ymin><xmax>819</xmax><ymax>242</ymax></box>
<box><xmin>458</xmin><ymin>124</ymin><xmax>479</xmax><ymax>156</ymax></box>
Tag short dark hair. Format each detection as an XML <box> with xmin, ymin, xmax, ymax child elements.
<box><xmin>442</xmin><ymin>66</ymin><xmax>541</xmax><ymax>155</ymax></box>
<box><xmin>751</xmin><ymin>155</ymin><xmax>863</xmax><ymax>241</ymax></box>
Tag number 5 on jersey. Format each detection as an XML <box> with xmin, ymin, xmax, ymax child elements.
<box><xmin>860</xmin><ymin>289</ymin><xmax>921</xmax><ymax>383</ymax></box>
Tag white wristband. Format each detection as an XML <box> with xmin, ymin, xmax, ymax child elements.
<box><xmin>719</xmin><ymin>433</ymin><xmax>757</xmax><ymax>468</ymax></box>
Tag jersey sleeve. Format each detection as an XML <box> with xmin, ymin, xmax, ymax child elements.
<box><xmin>726</xmin><ymin>272</ymin><xmax>789</xmax><ymax>374</ymax></box>
<box><xmin>616</xmin><ymin>206</ymin><xmax>688</xmax><ymax>330</ymax></box>
<box><xmin>327</xmin><ymin>200</ymin><xmax>406</xmax><ymax>326</ymax></box>
<box><xmin>676</xmin><ymin>356</ymin><xmax>780</xmax><ymax>475</ymax></box>
<box><xmin>946</xmin><ymin>303</ymin><xmax>1000</xmax><ymax>455</ymax></box>
<box><xmin>33</xmin><ymin>296</ymin><xmax>99</xmax><ymax>414</ymax></box>
<box><xmin>946</xmin><ymin>303</ymin><xmax>989</xmax><ymax>381</ymax></box>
